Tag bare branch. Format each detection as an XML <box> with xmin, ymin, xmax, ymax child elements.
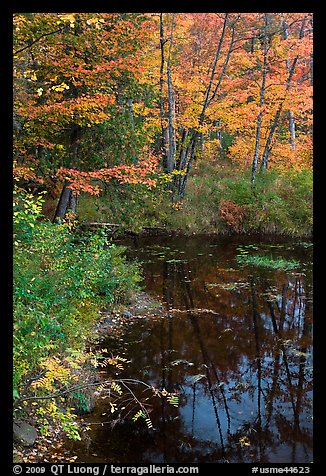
<box><xmin>14</xmin><ymin>27</ymin><xmax>65</xmax><ymax>55</ymax></box>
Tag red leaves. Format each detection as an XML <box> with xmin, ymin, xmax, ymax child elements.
<box><xmin>13</xmin><ymin>164</ymin><xmax>44</xmax><ymax>184</ymax></box>
<box><xmin>56</xmin><ymin>156</ymin><xmax>160</xmax><ymax>195</ymax></box>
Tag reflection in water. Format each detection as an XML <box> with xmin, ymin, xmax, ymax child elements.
<box><xmin>68</xmin><ymin>235</ymin><xmax>313</xmax><ymax>463</ymax></box>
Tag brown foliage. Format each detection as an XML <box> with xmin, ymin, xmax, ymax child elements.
<box><xmin>219</xmin><ymin>198</ymin><xmax>245</xmax><ymax>233</ymax></box>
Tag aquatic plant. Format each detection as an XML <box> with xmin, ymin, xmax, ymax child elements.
<box><xmin>236</xmin><ymin>252</ymin><xmax>300</xmax><ymax>270</ymax></box>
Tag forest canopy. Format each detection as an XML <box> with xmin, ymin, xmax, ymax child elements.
<box><xmin>13</xmin><ymin>12</ymin><xmax>312</xmax><ymax>221</ymax></box>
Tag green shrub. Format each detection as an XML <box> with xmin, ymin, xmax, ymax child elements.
<box><xmin>13</xmin><ymin>188</ymin><xmax>142</xmax><ymax>438</ymax></box>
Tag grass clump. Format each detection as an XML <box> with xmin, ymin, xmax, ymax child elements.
<box><xmin>236</xmin><ymin>253</ymin><xmax>300</xmax><ymax>270</ymax></box>
<box><xmin>163</xmin><ymin>163</ymin><xmax>313</xmax><ymax>237</ymax></box>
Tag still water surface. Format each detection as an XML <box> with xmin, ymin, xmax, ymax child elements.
<box><xmin>68</xmin><ymin>235</ymin><xmax>313</xmax><ymax>463</ymax></box>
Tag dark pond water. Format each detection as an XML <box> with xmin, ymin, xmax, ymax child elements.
<box><xmin>67</xmin><ymin>235</ymin><xmax>313</xmax><ymax>464</ymax></box>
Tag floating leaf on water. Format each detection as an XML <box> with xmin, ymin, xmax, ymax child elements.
<box><xmin>209</xmin><ymin>281</ymin><xmax>249</xmax><ymax>291</ymax></box>
<box><xmin>290</xmin><ymin>349</ymin><xmax>309</xmax><ymax>358</ymax></box>
<box><xmin>188</xmin><ymin>374</ymin><xmax>206</xmax><ymax>384</ymax></box>
<box><xmin>171</xmin><ymin>359</ymin><xmax>194</xmax><ymax>367</ymax></box>
<box><xmin>166</xmin><ymin>259</ymin><xmax>187</xmax><ymax>263</ymax></box>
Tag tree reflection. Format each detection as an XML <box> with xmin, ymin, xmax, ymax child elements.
<box><xmin>69</xmin><ymin>237</ymin><xmax>313</xmax><ymax>464</ymax></box>
<box><xmin>155</xmin><ymin>248</ymin><xmax>313</xmax><ymax>463</ymax></box>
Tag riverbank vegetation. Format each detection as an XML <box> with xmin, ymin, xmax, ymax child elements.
<box><xmin>14</xmin><ymin>188</ymin><xmax>142</xmax><ymax>443</ymax></box>
<box><xmin>76</xmin><ymin>162</ymin><xmax>312</xmax><ymax>237</ymax></box>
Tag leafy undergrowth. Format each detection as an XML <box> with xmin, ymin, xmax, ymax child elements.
<box><xmin>73</xmin><ymin>163</ymin><xmax>312</xmax><ymax>238</ymax></box>
<box><xmin>14</xmin><ymin>188</ymin><xmax>142</xmax><ymax>449</ymax></box>
<box><xmin>14</xmin><ymin>190</ymin><xmax>181</xmax><ymax>461</ymax></box>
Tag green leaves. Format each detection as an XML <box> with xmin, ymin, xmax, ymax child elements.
<box><xmin>14</xmin><ymin>215</ymin><xmax>142</xmax><ymax>440</ymax></box>
<box><xmin>132</xmin><ymin>410</ymin><xmax>146</xmax><ymax>422</ymax></box>
<box><xmin>167</xmin><ymin>395</ymin><xmax>179</xmax><ymax>407</ymax></box>
<box><xmin>13</xmin><ymin>187</ymin><xmax>46</xmax><ymax>244</ymax></box>
<box><xmin>236</xmin><ymin>250</ymin><xmax>300</xmax><ymax>271</ymax></box>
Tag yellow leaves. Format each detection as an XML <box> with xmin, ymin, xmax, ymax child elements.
<box><xmin>89</xmin><ymin>353</ymin><xmax>129</xmax><ymax>370</ymax></box>
<box><xmin>58</xmin><ymin>13</ymin><xmax>76</xmax><ymax>28</ymax></box>
<box><xmin>86</xmin><ymin>17</ymin><xmax>105</xmax><ymax>29</ymax></box>
<box><xmin>37</xmin><ymin>88</ymin><xmax>43</xmax><ymax>96</ymax></box>
<box><xmin>167</xmin><ymin>394</ymin><xmax>179</xmax><ymax>407</ymax></box>
<box><xmin>197</xmin><ymin>124</ymin><xmax>210</xmax><ymax>135</ymax></box>
<box><xmin>51</xmin><ymin>82</ymin><xmax>70</xmax><ymax>93</ymax></box>
<box><xmin>171</xmin><ymin>202</ymin><xmax>183</xmax><ymax>211</ymax></box>
<box><xmin>111</xmin><ymin>382</ymin><xmax>123</xmax><ymax>395</ymax></box>
<box><xmin>23</xmin><ymin>70</ymin><xmax>37</xmax><ymax>81</ymax></box>
<box><xmin>31</xmin><ymin>376</ymin><xmax>53</xmax><ymax>391</ymax></box>
<box><xmin>133</xmin><ymin>103</ymin><xmax>152</xmax><ymax>118</ymax></box>
<box><xmin>90</xmin><ymin>357</ymin><xmax>99</xmax><ymax>368</ymax></box>
<box><xmin>132</xmin><ymin>409</ymin><xmax>146</xmax><ymax>422</ymax></box>
<box><xmin>238</xmin><ymin>436</ymin><xmax>251</xmax><ymax>447</ymax></box>
<box><xmin>31</xmin><ymin>356</ymin><xmax>79</xmax><ymax>392</ymax></box>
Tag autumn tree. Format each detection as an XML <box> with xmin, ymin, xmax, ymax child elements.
<box><xmin>210</xmin><ymin>13</ymin><xmax>312</xmax><ymax>184</ymax></box>
<box><xmin>155</xmin><ymin>14</ymin><xmax>252</xmax><ymax>198</ymax></box>
<box><xmin>150</xmin><ymin>12</ymin><xmax>312</xmax><ymax>197</ymax></box>
<box><xmin>13</xmin><ymin>13</ymin><xmax>159</xmax><ymax>220</ymax></box>
<box><xmin>14</xmin><ymin>12</ymin><xmax>313</xmax><ymax>213</ymax></box>
<box><xmin>157</xmin><ymin>13</ymin><xmax>241</xmax><ymax>199</ymax></box>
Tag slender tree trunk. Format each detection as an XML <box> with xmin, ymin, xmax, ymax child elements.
<box><xmin>259</xmin><ymin>66</ymin><xmax>301</xmax><ymax>174</ymax></box>
<box><xmin>159</xmin><ymin>14</ymin><xmax>177</xmax><ymax>199</ymax></box>
<box><xmin>251</xmin><ymin>14</ymin><xmax>269</xmax><ymax>186</ymax></box>
<box><xmin>288</xmin><ymin>110</ymin><xmax>296</xmax><ymax>150</ymax></box>
<box><xmin>176</xmin><ymin>14</ymin><xmax>236</xmax><ymax>200</ymax></box>
<box><xmin>251</xmin><ymin>276</ymin><xmax>262</xmax><ymax>429</ymax></box>
<box><xmin>159</xmin><ymin>14</ymin><xmax>169</xmax><ymax>171</ymax></box>
<box><xmin>283</xmin><ymin>21</ymin><xmax>296</xmax><ymax>151</ymax></box>
<box><xmin>166</xmin><ymin>15</ymin><xmax>176</xmax><ymax>174</ymax></box>
<box><xmin>252</xmin><ymin>110</ymin><xmax>264</xmax><ymax>186</ymax></box>
<box><xmin>53</xmin><ymin>124</ymin><xmax>80</xmax><ymax>221</ymax></box>
<box><xmin>166</xmin><ymin>71</ymin><xmax>176</xmax><ymax>171</ymax></box>
<box><xmin>127</xmin><ymin>98</ymin><xmax>137</xmax><ymax>164</ymax></box>
<box><xmin>259</xmin><ymin>18</ymin><xmax>306</xmax><ymax>173</ymax></box>
<box><xmin>259</xmin><ymin>105</ymin><xmax>282</xmax><ymax>174</ymax></box>
<box><xmin>52</xmin><ymin>182</ymin><xmax>74</xmax><ymax>222</ymax></box>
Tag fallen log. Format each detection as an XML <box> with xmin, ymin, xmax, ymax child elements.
<box><xmin>79</xmin><ymin>222</ymin><xmax>170</xmax><ymax>236</ymax></box>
